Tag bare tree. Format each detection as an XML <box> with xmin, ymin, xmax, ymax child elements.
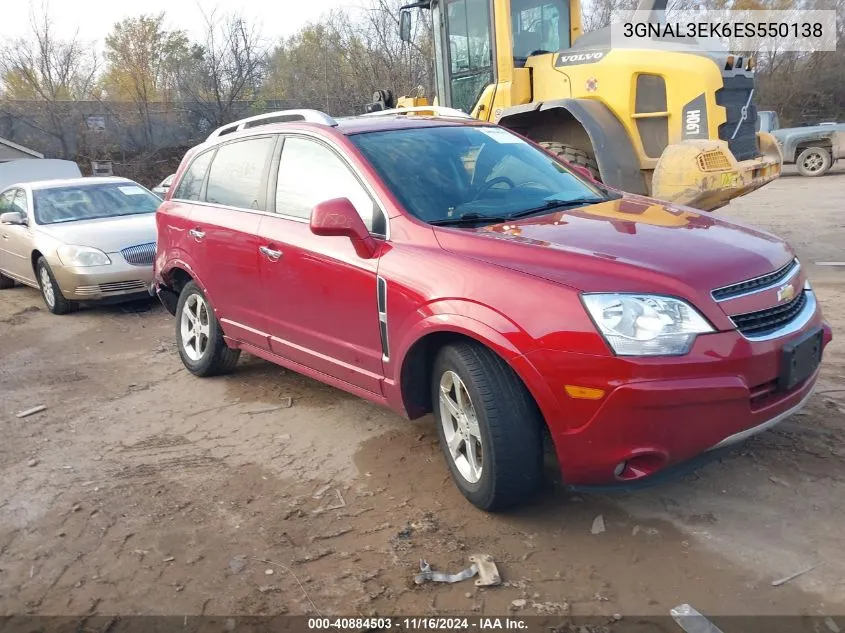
<box><xmin>262</xmin><ymin>0</ymin><xmax>433</xmax><ymax>117</ymax></box>
<box><xmin>176</xmin><ymin>9</ymin><xmax>268</xmax><ymax>130</ymax></box>
<box><xmin>102</xmin><ymin>13</ymin><xmax>190</xmax><ymax>151</ymax></box>
<box><xmin>0</xmin><ymin>6</ymin><xmax>98</xmax><ymax>157</ymax></box>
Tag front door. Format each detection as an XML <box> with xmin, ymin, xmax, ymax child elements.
<box><xmin>257</xmin><ymin>135</ymin><xmax>386</xmax><ymax>395</ymax></box>
<box><xmin>187</xmin><ymin>135</ymin><xmax>278</xmax><ymax>350</ymax></box>
<box><xmin>0</xmin><ymin>188</ymin><xmax>36</xmax><ymax>284</ymax></box>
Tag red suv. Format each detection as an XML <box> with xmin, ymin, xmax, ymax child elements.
<box><xmin>153</xmin><ymin>108</ymin><xmax>832</xmax><ymax>511</ymax></box>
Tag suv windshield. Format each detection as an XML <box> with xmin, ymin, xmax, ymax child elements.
<box><xmin>349</xmin><ymin>125</ymin><xmax>608</xmax><ymax>225</ymax></box>
<box><xmin>33</xmin><ymin>182</ymin><xmax>161</xmax><ymax>225</ymax></box>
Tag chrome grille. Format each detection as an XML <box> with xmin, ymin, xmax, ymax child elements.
<box><xmin>731</xmin><ymin>291</ymin><xmax>807</xmax><ymax>338</ymax></box>
<box><xmin>712</xmin><ymin>259</ymin><xmax>799</xmax><ymax>301</ymax></box>
<box><xmin>75</xmin><ymin>280</ymin><xmax>147</xmax><ymax>296</ymax></box>
<box><xmin>121</xmin><ymin>242</ymin><xmax>156</xmax><ymax>267</ymax></box>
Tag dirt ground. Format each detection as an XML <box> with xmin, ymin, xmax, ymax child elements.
<box><xmin>1</xmin><ymin>165</ymin><xmax>844</xmax><ymax>622</ymax></box>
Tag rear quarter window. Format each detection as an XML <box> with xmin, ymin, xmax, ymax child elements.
<box><xmin>173</xmin><ymin>150</ymin><xmax>215</xmax><ymax>201</ymax></box>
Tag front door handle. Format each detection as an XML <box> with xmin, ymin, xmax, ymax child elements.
<box><xmin>259</xmin><ymin>246</ymin><xmax>283</xmax><ymax>261</ymax></box>
<box><xmin>188</xmin><ymin>228</ymin><xmax>205</xmax><ymax>240</ymax></box>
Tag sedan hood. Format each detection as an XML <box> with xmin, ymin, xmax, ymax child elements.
<box><xmin>36</xmin><ymin>213</ymin><xmax>157</xmax><ymax>253</ymax></box>
<box><xmin>434</xmin><ymin>196</ymin><xmax>794</xmax><ymax>295</ymax></box>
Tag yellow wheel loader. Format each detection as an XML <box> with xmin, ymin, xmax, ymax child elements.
<box><xmin>379</xmin><ymin>0</ymin><xmax>782</xmax><ymax>211</ymax></box>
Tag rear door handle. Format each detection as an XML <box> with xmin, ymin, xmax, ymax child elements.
<box><xmin>259</xmin><ymin>246</ymin><xmax>283</xmax><ymax>261</ymax></box>
<box><xmin>188</xmin><ymin>228</ymin><xmax>205</xmax><ymax>240</ymax></box>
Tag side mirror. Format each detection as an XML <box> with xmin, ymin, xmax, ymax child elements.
<box><xmin>400</xmin><ymin>10</ymin><xmax>412</xmax><ymax>43</ymax></box>
<box><xmin>310</xmin><ymin>198</ymin><xmax>377</xmax><ymax>258</ymax></box>
<box><xmin>0</xmin><ymin>211</ymin><xmax>26</xmax><ymax>226</ymax></box>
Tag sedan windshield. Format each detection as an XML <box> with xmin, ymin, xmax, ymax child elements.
<box><xmin>33</xmin><ymin>182</ymin><xmax>161</xmax><ymax>225</ymax></box>
<box><xmin>348</xmin><ymin>125</ymin><xmax>609</xmax><ymax>225</ymax></box>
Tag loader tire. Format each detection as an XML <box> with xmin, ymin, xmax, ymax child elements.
<box><xmin>540</xmin><ymin>142</ymin><xmax>600</xmax><ymax>180</ymax></box>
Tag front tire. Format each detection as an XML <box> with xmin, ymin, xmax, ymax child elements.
<box><xmin>796</xmin><ymin>147</ymin><xmax>832</xmax><ymax>177</ymax></box>
<box><xmin>36</xmin><ymin>257</ymin><xmax>78</xmax><ymax>315</ymax></box>
<box><xmin>431</xmin><ymin>342</ymin><xmax>544</xmax><ymax>511</ymax></box>
<box><xmin>175</xmin><ymin>281</ymin><xmax>240</xmax><ymax>377</ymax></box>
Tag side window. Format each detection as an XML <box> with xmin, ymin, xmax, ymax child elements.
<box><xmin>206</xmin><ymin>136</ymin><xmax>276</xmax><ymax>210</ymax></box>
<box><xmin>0</xmin><ymin>190</ymin><xmax>15</xmax><ymax>213</ymax></box>
<box><xmin>511</xmin><ymin>0</ymin><xmax>569</xmax><ymax>62</ymax></box>
<box><xmin>12</xmin><ymin>189</ymin><xmax>28</xmax><ymax>214</ymax></box>
<box><xmin>173</xmin><ymin>150</ymin><xmax>214</xmax><ymax>201</ymax></box>
<box><xmin>275</xmin><ymin>137</ymin><xmax>379</xmax><ymax>232</ymax></box>
<box><xmin>446</xmin><ymin>0</ymin><xmax>494</xmax><ymax>114</ymax></box>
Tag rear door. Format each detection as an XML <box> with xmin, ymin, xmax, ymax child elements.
<box><xmin>0</xmin><ymin>188</ymin><xmax>36</xmax><ymax>284</ymax></box>
<box><xmin>186</xmin><ymin>135</ymin><xmax>278</xmax><ymax>350</ymax></box>
<box><xmin>257</xmin><ymin>135</ymin><xmax>387</xmax><ymax>394</ymax></box>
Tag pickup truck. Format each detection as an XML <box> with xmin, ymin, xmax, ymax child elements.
<box><xmin>757</xmin><ymin>111</ymin><xmax>845</xmax><ymax>177</ymax></box>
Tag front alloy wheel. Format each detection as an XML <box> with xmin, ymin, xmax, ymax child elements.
<box><xmin>36</xmin><ymin>257</ymin><xmax>77</xmax><ymax>315</ymax></box>
<box><xmin>439</xmin><ymin>370</ymin><xmax>484</xmax><ymax>484</ymax></box>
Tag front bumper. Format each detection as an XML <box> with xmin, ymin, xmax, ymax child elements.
<box><xmin>525</xmin><ymin>319</ymin><xmax>832</xmax><ymax>486</ymax></box>
<box><xmin>651</xmin><ymin>132</ymin><xmax>782</xmax><ymax>211</ymax></box>
<box><xmin>52</xmin><ymin>258</ymin><xmax>153</xmax><ymax>302</ymax></box>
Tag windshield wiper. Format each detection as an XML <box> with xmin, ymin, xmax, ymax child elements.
<box><xmin>429</xmin><ymin>212</ymin><xmax>511</xmax><ymax>226</ymax></box>
<box><xmin>506</xmin><ymin>196</ymin><xmax>608</xmax><ymax>220</ymax></box>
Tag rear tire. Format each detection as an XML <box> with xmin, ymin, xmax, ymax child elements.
<box><xmin>796</xmin><ymin>147</ymin><xmax>832</xmax><ymax>177</ymax></box>
<box><xmin>431</xmin><ymin>341</ymin><xmax>544</xmax><ymax>511</ymax></box>
<box><xmin>0</xmin><ymin>272</ymin><xmax>14</xmax><ymax>289</ymax></box>
<box><xmin>540</xmin><ymin>142</ymin><xmax>600</xmax><ymax>180</ymax></box>
<box><xmin>175</xmin><ymin>281</ymin><xmax>240</xmax><ymax>377</ymax></box>
<box><xmin>36</xmin><ymin>257</ymin><xmax>78</xmax><ymax>315</ymax></box>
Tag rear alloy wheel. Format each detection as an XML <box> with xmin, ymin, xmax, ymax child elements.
<box><xmin>36</xmin><ymin>257</ymin><xmax>78</xmax><ymax>315</ymax></box>
<box><xmin>175</xmin><ymin>281</ymin><xmax>240</xmax><ymax>377</ymax></box>
<box><xmin>796</xmin><ymin>147</ymin><xmax>832</xmax><ymax>177</ymax></box>
<box><xmin>431</xmin><ymin>342</ymin><xmax>544</xmax><ymax>511</ymax></box>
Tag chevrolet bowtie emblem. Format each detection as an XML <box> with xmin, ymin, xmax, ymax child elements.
<box><xmin>777</xmin><ymin>283</ymin><xmax>796</xmax><ymax>302</ymax></box>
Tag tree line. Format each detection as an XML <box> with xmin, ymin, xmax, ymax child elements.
<box><xmin>0</xmin><ymin>0</ymin><xmax>842</xmax><ymax>168</ymax></box>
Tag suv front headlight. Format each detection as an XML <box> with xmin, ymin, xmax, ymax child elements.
<box><xmin>57</xmin><ymin>245</ymin><xmax>111</xmax><ymax>267</ymax></box>
<box><xmin>582</xmin><ymin>293</ymin><xmax>714</xmax><ymax>356</ymax></box>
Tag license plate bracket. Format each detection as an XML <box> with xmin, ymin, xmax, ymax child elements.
<box><xmin>779</xmin><ymin>326</ymin><xmax>823</xmax><ymax>391</ymax></box>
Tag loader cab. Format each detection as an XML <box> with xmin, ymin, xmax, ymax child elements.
<box><xmin>402</xmin><ymin>0</ymin><xmax>574</xmax><ymax>114</ymax></box>
<box><xmin>511</xmin><ymin>0</ymin><xmax>571</xmax><ymax>66</ymax></box>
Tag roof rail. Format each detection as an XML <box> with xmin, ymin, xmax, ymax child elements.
<box><xmin>361</xmin><ymin>106</ymin><xmax>473</xmax><ymax>120</ymax></box>
<box><xmin>207</xmin><ymin>109</ymin><xmax>338</xmax><ymax>140</ymax></box>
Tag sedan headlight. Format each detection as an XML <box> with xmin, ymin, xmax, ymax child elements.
<box><xmin>57</xmin><ymin>245</ymin><xmax>111</xmax><ymax>267</ymax></box>
<box><xmin>582</xmin><ymin>293</ymin><xmax>714</xmax><ymax>356</ymax></box>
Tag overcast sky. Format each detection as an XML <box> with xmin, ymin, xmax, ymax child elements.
<box><xmin>0</xmin><ymin>0</ymin><xmax>356</xmax><ymax>48</ymax></box>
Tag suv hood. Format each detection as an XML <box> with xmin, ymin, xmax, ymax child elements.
<box><xmin>433</xmin><ymin>196</ymin><xmax>794</xmax><ymax>296</ymax></box>
<box><xmin>36</xmin><ymin>213</ymin><xmax>157</xmax><ymax>253</ymax></box>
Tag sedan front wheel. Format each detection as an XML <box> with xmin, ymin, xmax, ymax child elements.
<box><xmin>36</xmin><ymin>257</ymin><xmax>77</xmax><ymax>315</ymax></box>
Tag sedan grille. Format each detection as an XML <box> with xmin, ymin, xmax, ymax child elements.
<box><xmin>121</xmin><ymin>242</ymin><xmax>156</xmax><ymax>267</ymax></box>
<box><xmin>75</xmin><ymin>280</ymin><xmax>147</xmax><ymax>296</ymax></box>
<box><xmin>730</xmin><ymin>291</ymin><xmax>807</xmax><ymax>338</ymax></box>
<box><xmin>712</xmin><ymin>259</ymin><xmax>798</xmax><ymax>301</ymax></box>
